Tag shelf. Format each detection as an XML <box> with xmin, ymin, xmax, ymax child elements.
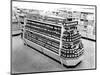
<box><xmin>27</xmin><ymin>18</ymin><xmax>62</xmax><ymax>27</ymax></box>
<box><xmin>24</xmin><ymin>18</ymin><xmax>84</xmax><ymax>59</ymax></box>
<box><xmin>25</xmin><ymin>26</ymin><xmax>60</xmax><ymax>41</ymax></box>
<box><xmin>24</xmin><ymin>30</ymin><xmax>60</xmax><ymax>54</ymax></box>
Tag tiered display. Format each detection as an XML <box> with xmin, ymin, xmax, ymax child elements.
<box><xmin>60</xmin><ymin>21</ymin><xmax>84</xmax><ymax>59</ymax></box>
<box><xmin>23</xmin><ymin>14</ymin><xmax>84</xmax><ymax>66</ymax></box>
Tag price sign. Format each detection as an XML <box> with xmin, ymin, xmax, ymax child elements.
<box><xmin>64</xmin><ymin>21</ymin><xmax>78</xmax><ymax>26</ymax></box>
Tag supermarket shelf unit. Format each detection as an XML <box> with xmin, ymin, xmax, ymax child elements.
<box><xmin>23</xmin><ymin>14</ymin><xmax>84</xmax><ymax>66</ymax></box>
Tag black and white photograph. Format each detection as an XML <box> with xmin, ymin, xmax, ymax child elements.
<box><xmin>11</xmin><ymin>0</ymin><xmax>96</xmax><ymax>74</ymax></box>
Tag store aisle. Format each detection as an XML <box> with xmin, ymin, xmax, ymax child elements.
<box><xmin>12</xmin><ymin>35</ymin><xmax>95</xmax><ymax>73</ymax></box>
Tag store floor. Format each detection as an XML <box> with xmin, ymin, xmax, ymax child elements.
<box><xmin>12</xmin><ymin>35</ymin><xmax>96</xmax><ymax>74</ymax></box>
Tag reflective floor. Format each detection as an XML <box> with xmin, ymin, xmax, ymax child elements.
<box><xmin>12</xmin><ymin>35</ymin><xmax>96</xmax><ymax>73</ymax></box>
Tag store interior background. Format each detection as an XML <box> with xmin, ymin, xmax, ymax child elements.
<box><xmin>12</xmin><ymin>1</ymin><xmax>95</xmax><ymax>40</ymax></box>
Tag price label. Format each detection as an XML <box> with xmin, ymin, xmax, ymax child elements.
<box><xmin>64</xmin><ymin>21</ymin><xmax>78</xmax><ymax>26</ymax></box>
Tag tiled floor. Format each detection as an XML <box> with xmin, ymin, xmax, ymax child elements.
<box><xmin>12</xmin><ymin>35</ymin><xmax>96</xmax><ymax>73</ymax></box>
